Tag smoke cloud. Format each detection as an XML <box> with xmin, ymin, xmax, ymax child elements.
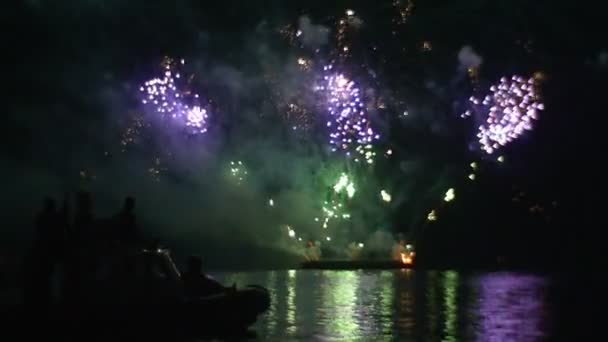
<box><xmin>458</xmin><ymin>45</ymin><xmax>483</xmax><ymax>70</ymax></box>
<box><xmin>298</xmin><ymin>16</ymin><xmax>330</xmax><ymax>49</ymax></box>
<box><xmin>598</xmin><ymin>51</ymin><xmax>608</xmax><ymax>68</ymax></box>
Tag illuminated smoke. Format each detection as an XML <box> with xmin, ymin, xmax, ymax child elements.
<box><xmin>458</xmin><ymin>45</ymin><xmax>483</xmax><ymax>84</ymax></box>
<box><xmin>458</xmin><ymin>45</ymin><xmax>483</xmax><ymax>70</ymax></box>
<box><xmin>286</xmin><ymin>103</ymin><xmax>314</xmax><ymax>132</ymax></box>
<box><xmin>297</xmin><ymin>16</ymin><xmax>329</xmax><ymax>49</ymax></box>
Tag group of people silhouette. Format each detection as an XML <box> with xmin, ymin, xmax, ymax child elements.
<box><xmin>25</xmin><ymin>191</ymin><xmax>139</xmax><ymax>311</ymax></box>
<box><xmin>24</xmin><ymin>191</ymin><xmax>231</xmax><ymax>316</ymax></box>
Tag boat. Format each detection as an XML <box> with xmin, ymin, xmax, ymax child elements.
<box><xmin>301</xmin><ymin>259</ymin><xmax>414</xmax><ymax>270</ymax></box>
<box><xmin>70</xmin><ymin>248</ymin><xmax>271</xmax><ymax>335</ymax></box>
<box><xmin>301</xmin><ymin>241</ymin><xmax>416</xmax><ymax>270</ymax></box>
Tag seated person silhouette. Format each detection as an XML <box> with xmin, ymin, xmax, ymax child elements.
<box><xmin>181</xmin><ymin>256</ymin><xmax>231</xmax><ymax>297</ymax></box>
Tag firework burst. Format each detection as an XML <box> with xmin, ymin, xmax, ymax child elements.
<box><xmin>321</xmin><ymin>65</ymin><xmax>379</xmax><ymax>164</ymax></box>
<box><xmin>317</xmin><ymin>172</ymin><xmax>355</xmax><ymax>230</ymax></box>
<box><xmin>462</xmin><ymin>75</ymin><xmax>544</xmax><ymax>154</ymax></box>
<box><xmin>140</xmin><ymin>57</ymin><xmax>209</xmax><ymax>134</ymax></box>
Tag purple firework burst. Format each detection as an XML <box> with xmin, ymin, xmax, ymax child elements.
<box><xmin>321</xmin><ymin>65</ymin><xmax>379</xmax><ymax>164</ymax></box>
<box><xmin>462</xmin><ymin>75</ymin><xmax>544</xmax><ymax>154</ymax></box>
<box><xmin>139</xmin><ymin>58</ymin><xmax>208</xmax><ymax>134</ymax></box>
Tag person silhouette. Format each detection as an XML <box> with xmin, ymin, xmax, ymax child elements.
<box><xmin>182</xmin><ymin>256</ymin><xmax>229</xmax><ymax>297</ymax></box>
<box><xmin>34</xmin><ymin>197</ymin><xmax>60</xmax><ymax>250</ymax></box>
<box><xmin>25</xmin><ymin>197</ymin><xmax>62</xmax><ymax>311</ymax></box>
<box><xmin>72</xmin><ymin>191</ymin><xmax>93</xmax><ymax>240</ymax></box>
<box><xmin>113</xmin><ymin>196</ymin><xmax>139</xmax><ymax>247</ymax></box>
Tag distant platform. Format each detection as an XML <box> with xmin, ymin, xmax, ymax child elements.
<box><xmin>300</xmin><ymin>260</ymin><xmax>414</xmax><ymax>270</ymax></box>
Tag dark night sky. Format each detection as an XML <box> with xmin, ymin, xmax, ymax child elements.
<box><xmin>3</xmin><ymin>0</ymin><xmax>606</xmax><ymax>268</ymax></box>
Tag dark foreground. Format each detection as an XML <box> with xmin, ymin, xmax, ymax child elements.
<box><xmin>2</xmin><ymin>269</ymin><xmax>601</xmax><ymax>341</ymax></box>
<box><xmin>2</xmin><ymin>303</ymin><xmax>262</xmax><ymax>341</ymax></box>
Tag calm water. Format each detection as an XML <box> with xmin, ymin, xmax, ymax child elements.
<box><xmin>214</xmin><ymin>270</ymin><xmax>558</xmax><ymax>341</ymax></box>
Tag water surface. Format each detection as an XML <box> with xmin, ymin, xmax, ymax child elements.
<box><xmin>215</xmin><ymin>270</ymin><xmax>557</xmax><ymax>341</ymax></box>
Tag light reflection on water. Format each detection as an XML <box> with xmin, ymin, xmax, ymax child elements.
<box><xmin>475</xmin><ymin>273</ymin><xmax>551</xmax><ymax>342</ymax></box>
<box><xmin>216</xmin><ymin>270</ymin><xmax>553</xmax><ymax>341</ymax></box>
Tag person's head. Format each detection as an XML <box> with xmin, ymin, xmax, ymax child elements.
<box><xmin>43</xmin><ymin>197</ymin><xmax>56</xmax><ymax>212</ymax></box>
<box><xmin>186</xmin><ymin>255</ymin><xmax>202</xmax><ymax>273</ymax></box>
<box><xmin>123</xmin><ymin>196</ymin><xmax>135</xmax><ymax>213</ymax></box>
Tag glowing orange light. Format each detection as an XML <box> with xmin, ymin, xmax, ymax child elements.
<box><xmin>400</xmin><ymin>253</ymin><xmax>413</xmax><ymax>265</ymax></box>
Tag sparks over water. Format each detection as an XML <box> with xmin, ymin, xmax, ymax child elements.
<box><xmin>462</xmin><ymin>75</ymin><xmax>544</xmax><ymax>154</ymax></box>
<box><xmin>318</xmin><ymin>172</ymin><xmax>356</xmax><ymax>230</ymax></box>
<box><xmin>322</xmin><ymin>65</ymin><xmax>379</xmax><ymax>164</ymax></box>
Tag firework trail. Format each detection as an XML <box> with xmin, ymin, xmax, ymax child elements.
<box><xmin>462</xmin><ymin>75</ymin><xmax>544</xmax><ymax>154</ymax></box>
<box><xmin>336</xmin><ymin>13</ymin><xmax>351</xmax><ymax>60</ymax></box>
<box><xmin>140</xmin><ymin>57</ymin><xmax>209</xmax><ymax>134</ymax></box>
<box><xmin>334</xmin><ymin>9</ymin><xmax>363</xmax><ymax>61</ymax></box>
<box><xmin>321</xmin><ymin>65</ymin><xmax>379</xmax><ymax>164</ymax></box>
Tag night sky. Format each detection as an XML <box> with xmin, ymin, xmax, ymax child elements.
<box><xmin>3</xmin><ymin>0</ymin><xmax>606</xmax><ymax>269</ymax></box>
